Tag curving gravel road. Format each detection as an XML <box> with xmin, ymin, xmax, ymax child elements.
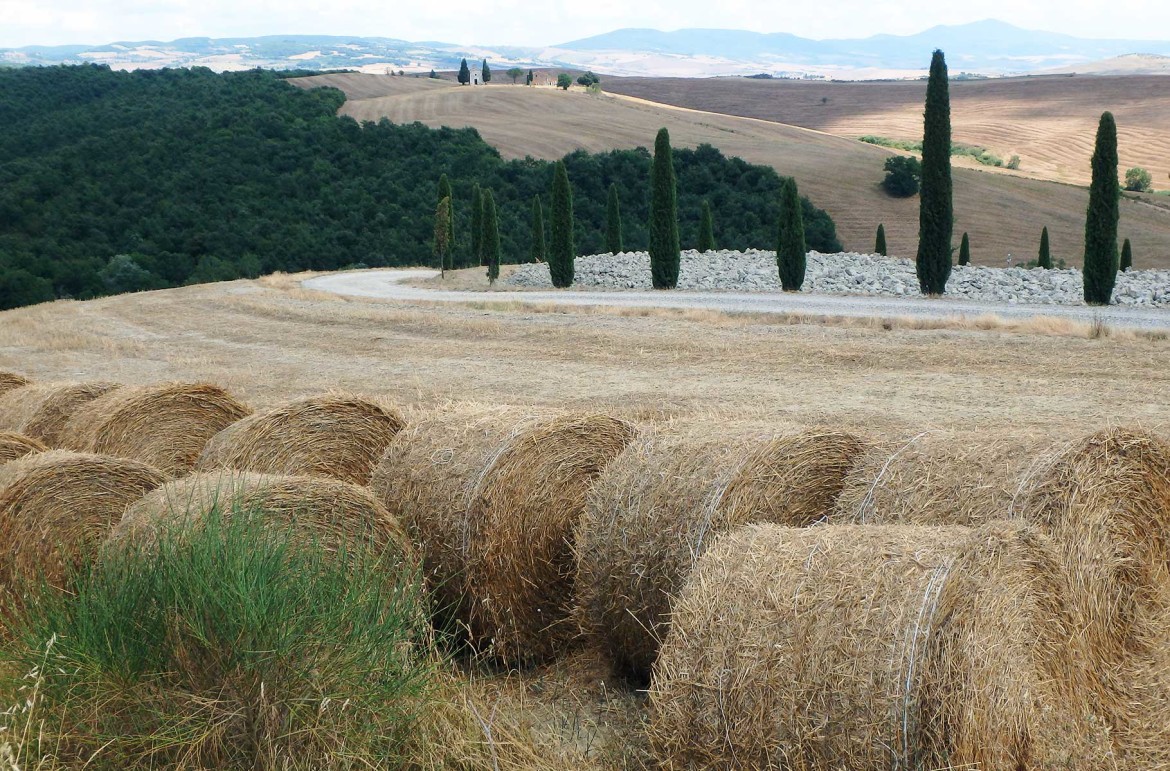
<box><xmin>303</xmin><ymin>269</ymin><xmax>1170</xmax><ymax>330</ymax></box>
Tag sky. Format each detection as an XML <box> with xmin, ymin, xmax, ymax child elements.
<box><xmin>1</xmin><ymin>0</ymin><xmax>1168</xmax><ymax>49</ymax></box>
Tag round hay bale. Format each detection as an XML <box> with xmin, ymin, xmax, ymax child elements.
<box><xmin>831</xmin><ymin>431</ymin><xmax>1063</xmax><ymax>526</ymax></box>
<box><xmin>0</xmin><ymin>432</ymin><xmax>47</xmax><ymax>464</ymax></box>
<box><xmin>0</xmin><ymin>373</ymin><xmax>30</xmax><ymax>397</ymax></box>
<box><xmin>371</xmin><ymin>404</ymin><xmax>637</xmax><ymax>666</ymax></box>
<box><xmin>0</xmin><ymin>451</ymin><xmax>167</xmax><ymax>596</ymax></box>
<box><xmin>575</xmin><ymin>427</ymin><xmax>869</xmax><ymax>682</ymax></box>
<box><xmin>649</xmin><ymin>522</ymin><xmax>1114</xmax><ymax>770</ymax></box>
<box><xmin>0</xmin><ymin>381</ymin><xmax>121</xmax><ymax>447</ymax></box>
<box><xmin>62</xmin><ymin>382</ymin><xmax>251</xmax><ymax>477</ymax></box>
<box><xmin>1016</xmin><ymin>427</ymin><xmax>1170</xmax><ymax>765</ymax></box>
<box><xmin>197</xmin><ymin>394</ymin><xmax>404</xmax><ymax>485</ymax></box>
<box><xmin>113</xmin><ymin>470</ymin><xmax>414</xmax><ymax>571</ymax></box>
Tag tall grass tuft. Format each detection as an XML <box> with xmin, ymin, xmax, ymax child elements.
<box><xmin>1</xmin><ymin>505</ymin><xmax>432</xmax><ymax>770</ymax></box>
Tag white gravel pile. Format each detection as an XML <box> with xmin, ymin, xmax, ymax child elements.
<box><xmin>505</xmin><ymin>250</ymin><xmax>1170</xmax><ymax>307</ymax></box>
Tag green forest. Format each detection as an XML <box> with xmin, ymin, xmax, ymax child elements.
<box><xmin>0</xmin><ymin>64</ymin><xmax>841</xmax><ymax>309</ymax></box>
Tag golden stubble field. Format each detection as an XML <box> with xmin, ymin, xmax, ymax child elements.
<box><xmin>291</xmin><ymin>73</ymin><xmax>1170</xmax><ymax>270</ymax></box>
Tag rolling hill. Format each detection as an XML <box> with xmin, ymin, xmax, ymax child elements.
<box><xmin>293</xmin><ymin>73</ymin><xmax>1170</xmax><ymax>268</ymax></box>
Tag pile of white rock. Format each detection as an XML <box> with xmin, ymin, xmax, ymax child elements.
<box><xmin>504</xmin><ymin>250</ymin><xmax>1170</xmax><ymax>307</ymax></box>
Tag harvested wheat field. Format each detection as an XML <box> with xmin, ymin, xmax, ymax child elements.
<box><xmin>372</xmin><ymin>404</ymin><xmax>636</xmax><ymax>665</ymax></box>
<box><xmin>62</xmin><ymin>382</ymin><xmax>251</xmax><ymax>477</ymax></box>
<box><xmin>0</xmin><ymin>450</ymin><xmax>166</xmax><ymax>597</ymax></box>
<box><xmin>649</xmin><ymin>522</ymin><xmax>1115</xmax><ymax>770</ymax></box>
<box><xmin>0</xmin><ymin>381</ymin><xmax>121</xmax><ymax>447</ymax></box>
<box><xmin>575</xmin><ymin>426</ymin><xmax>869</xmax><ymax>682</ymax></box>
<box><xmin>197</xmin><ymin>393</ymin><xmax>404</xmax><ymax>484</ymax></box>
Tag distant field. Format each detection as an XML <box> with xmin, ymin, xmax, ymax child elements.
<box><xmin>293</xmin><ymin>73</ymin><xmax>1170</xmax><ymax>268</ymax></box>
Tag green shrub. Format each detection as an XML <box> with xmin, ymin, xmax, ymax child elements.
<box><xmin>1124</xmin><ymin>167</ymin><xmax>1152</xmax><ymax>192</ymax></box>
<box><xmin>1</xmin><ymin>507</ymin><xmax>432</xmax><ymax>770</ymax></box>
<box><xmin>882</xmin><ymin>156</ymin><xmax>921</xmax><ymax>197</ymax></box>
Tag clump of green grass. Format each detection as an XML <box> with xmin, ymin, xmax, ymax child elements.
<box><xmin>0</xmin><ymin>506</ymin><xmax>432</xmax><ymax>770</ymax></box>
<box><xmin>859</xmin><ymin>135</ymin><xmax>1008</xmax><ymax>167</ymax></box>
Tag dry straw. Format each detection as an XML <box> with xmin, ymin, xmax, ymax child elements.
<box><xmin>0</xmin><ymin>432</ymin><xmax>47</xmax><ymax>464</ymax></box>
<box><xmin>114</xmin><ymin>470</ymin><xmax>415</xmax><ymax>570</ymax></box>
<box><xmin>62</xmin><ymin>382</ymin><xmax>251</xmax><ymax>477</ymax></box>
<box><xmin>0</xmin><ymin>373</ymin><xmax>30</xmax><ymax>397</ymax></box>
<box><xmin>0</xmin><ymin>450</ymin><xmax>166</xmax><ymax>597</ymax></box>
<box><xmin>371</xmin><ymin>403</ymin><xmax>636</xmax><ymax>666</ymax></box>
<box><xmin>0</xmin><ymin>381</ymin><xmax>120</xmax><ymax>447</ymax></box>
<box><xmin>575</xmin><ymin>427</ymin><xmax>869</xmax><ymax>682</ymax></box>
<box><xmin>649</xmin><ymin>522</ymin><xmax>1114</xmax><ymax>770</ymax></box>
<box><xmin>197</xmin><ymin>394</ymin><xmax>405</xmax><ymax>485</ymax></box>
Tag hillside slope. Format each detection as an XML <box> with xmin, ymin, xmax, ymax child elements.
<box><xmin>294</xmin><ymin>75</ymin><xmax>1170</xmax><ymax>268</ymax></box>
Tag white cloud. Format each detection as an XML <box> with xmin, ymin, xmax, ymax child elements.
<box><xmin>0</xmin><ymin>0</ymin><xmax>1168</xmax><ymax>48</ymax></box>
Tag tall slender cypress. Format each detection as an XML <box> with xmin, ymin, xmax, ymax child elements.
<box><xmin>458</xmin><ymin>59</ymin><xmax>470</xmax><ymax>85</ymax></box>
<box><xmin>916</xmin><ymin>49</ymin><xmax>954</xmax><ymax>295</ymax></box>
<box><xmin>1120</xmin><ymin>237</ymin><xmax>1132</xmax><ymax>272</ymax></box>
<box><xmin>649</xmin><ymin>127</ymin><xmax>680</xmax><ymax>289</ymax></box>
<box><xmin>605</xmin><ymin>184</ymin><xmax>624</xmax><ymax>254</ymax></box>
<box><xmin>470</xmin><ymin>184</ymin><xmax>483</xmax><ymax>268</ymax></box>
<box><xmin>549</xmin><ymin>160</ymin><xmax>575</xmax><ymax>288</ymax></box>
<box><xmin>1084</xmin><ymin>112</ymin><xmax>1120</xmax><ymax>304</ymax></box>
<box><xmin>1038</xmin><ymin>227</ymin><xmax>1052</xmax><ymax>269</ymax></box>
<box><xmin>437</xmin><ymin>174</ymin><xmax>455</xmax><ymax>266</ymax></box>
<box><xmin>874</xmin><ymin>224</ymin><xmax>887</xmax><ymax>256</ymax></box>
<box><xmin>776</xmin><ymin>177</ymin><xmax>806</xmax><ymax>291</ymax></box>
<box><xmin>481</xmin><ymin>60</ymin><xmax>491</xmax><ymax>83</ymax></box>
<box><xmin>482</xmin><ymin>189</ymin><xmax>500</xmax><ymax>284</ymax></box>
<box><xmin>958</xmin><ymin>232</ymin><xmax>970</xmax><ymax>266</ymax></box>
<box><xmin>433</xmin><ymin>196</ymin><xmax>452</xmax><ymax>276</ymax></box>
<box><xmin>529</xmin><ymin>195</ymin><xmax>546</xmax><ymax>264</ymax></box>
<box><xmin>698</xmin><ymin>200</ymin><xmax>715</xmax><ymax>253</ymax></box>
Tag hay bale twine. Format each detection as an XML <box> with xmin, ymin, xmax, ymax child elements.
<box><xmin>0</xmin><ymin>381</ymin><xmax>121</xmax><ymax>447</ymax></box>
<box><xmin>0</xmin><ymin>373</ymin><xmax>30</xmax><ymax>397</ymax></box>
<box><xmin>0</xmin><ymin>432</ymin><xmax>47</xmax><ymax>465</ymax></box>
<box><xmin>197</xmin><ymin>394</ymin><xmax>404</xmax><ymax>485</ymax></box>
<box><xmin>1016</xmin><ymin>427</ymin><xmax>1170</xmax><ymax>765</ymax></box>
<box><xmin>649</xmin><ymin>522</ymin><xmax>1113</xmax><ymax>770</ymax></box>
<box><xmin>576</xmin><ymin>427</ymin><xmax>869</xmax><ymax>682</ymax></box>
<box><xmin>371</xmin><ymin>404</ymin><xmax>636</xmax><ymax>665</ymax></box>
<box><xmin>114</xmin><ymin>470</ymin><xmax>414</xmax><ymax>571</ymax></box>
<box><xmin>0</xmin><ymin>451</ymin><xmax>166</xmax><ymax>596</ymax></box>
<box><xmin>832</xmin><ymin>431</ymin><xmax>1062</xmax><ymax>526</ymax></box>
<box><xmin>62</xmin><ymin>382</ymin><xmax>251</xmax><ymax>476</ymax></box>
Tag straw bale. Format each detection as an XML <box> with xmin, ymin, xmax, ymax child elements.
<box><xmin>0</xmin><ymin>373</ymin><xmax>30</xmax><ymax>397</ymax></box>
<box><xmin>832</xmin><ymin>430</ymin><xmax>1063</xmax><ymax>525</ymax></box>
<box><xmin>62</xmin><ymin>382</ymin><xmax>251</xmax><ymax>477</ymax></box>
<box><xmin>0</xmin><ymin>432</ymin><xmax>47</xmax><ymax>464</ymax></box>
<box><xmin>649</xmin><ymin>522</ymin><xmax>1114</xmax><ymax>770</ymax></box>
<box><xmin>0</xmin><ymin>451</ymin><xmax>167</xmax><ymax>595</ymax></box>
<box><xmin>576</xmin><ymin>427</ymin><xmax>869</xmax><ymax>682</ymax></box>
<box><xmin>371</xmin><ymin>404</ymin><xmax>636</xmax><ymax>665</ymax></box>
<box><xmin>0</xmin><ymin>381</ymin><xmax>120</xmax><ymax>447</ymax></box>
<box><xmin>197</xmin><ymin>394</ymin><xmax>404</xmax><ymax>485</ymax></box>
<box><xmin>1016</xmin><ymin>427</ymin><xmax>1170</xmax><ymax>766</ymax></box>
<box><xmin>114</xmin><ymin>470</ymin><xmax>414</xmax><ymax>570</ymax></box>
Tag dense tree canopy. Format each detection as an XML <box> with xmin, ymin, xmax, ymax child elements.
<box><xmin>0</xmin><ymin>64</ymin><xmax>841</xmax><ymax>309</ymax></box>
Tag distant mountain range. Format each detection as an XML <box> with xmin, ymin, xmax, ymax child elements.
<box><xmin>3</xmin><ymin>20</ymin><xmax>1169</xmax><ymax>79</ymax></box>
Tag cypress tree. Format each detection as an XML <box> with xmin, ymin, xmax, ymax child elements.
<box><xmin>526</xmin><ymin>69</ymin><xmax>534</xmax><ymax>85</ymax></box>
<box><xmin>458</xmin><ymin>59</ymin><xmax>470</xmax><ymax>85</ymax></box>
<box><xmin>958</xmin><ymin>232</ymin><xmax>970</xmax><ymax>266</ymax></box>
<box><xmin>481</xmin><ymin>60</ymin><xmax>491</xmax><ymax>83</ymax></box>
<box><xmin>698</xmin><ymin>200</ymin><xmax>715</xmax><ymax>252</ymax></box>
<box><xmin>482</xmin><ymin>189</ymin><xmax>500</xmax><ymax>285</ymax></box>
<box><xmin>874</xmin><ymin>223</ymin><xmax>887</xmax><ymax>256</ymax></box>
<box><xmin>649</xmin><ymin>127</ymin><xmax>680</xmax><ymax>289</ymax></box>
<box><xmin>549</xmin><ymin>160</ymin><xmax>575</xmax><ymax>288</ymax></box>
<box><xmin>916</xmin><ymin>49</ymin><xmax>954</xmax><ymax>295</ymax></box>
<box><xmin>1120</xmin><ymin>237</ymin><xmax>1132</xmax><ymax>272</ymax></box>
<box><xmin>470</xmin><ymin>184</ymin><xmax>483</xmax><ymax>268</ymax></box>
<box><xmin>1038</xmin><ymin>227</ymin><xmax>1052</xmax><ymax>269</ymax></box>
<box><xmin>1084</xmin><ymin>111</ymin><xmax>1120</xmax><ymax>304</ymax></box>
<box><xmin>776</xmin><ymin>177</ymin><xmax>807</xmax><ymax>291</ymax></box>
<box><xmin>605</xmin><ymin>183</ymin><xmax>623</xmax><ymax>254</ymax></box>
<box><xmin>433</xmin><ymin>196</ymin><xmax>452</xmax><ymax>276</ymax></box>
<box><xmin>437</xmin><ymin>174</ymin><xmax>455</xmax><ymax>266</ymax></box>
<box><xmin>529</xmin><ymin>195</ymin><xmax>546</xmax><ymax>264</ymax></box>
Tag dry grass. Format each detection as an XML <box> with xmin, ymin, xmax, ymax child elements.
<box><xmin>298</xmin><ymin>73</ymin><xmax>1170</xmax><ymax>267</ymax></box>
<box><xmin>0</xmin><ymin>432</ymin><xmax>46</xmax><ymax>464</ymax></box>
<box><xmin>0</xmin><ymin>381</ymin><xmax>121</xmax><ymax>447</ymax></box>
<box><xmin>0</xmin><ymin>373</ymin><xmax>30</xmax><ymax>396</ymax></box>
<box><xmin>197</xmin><ymin>393</ymin><xmax>404</xmax><ymax>484</ymax></box>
